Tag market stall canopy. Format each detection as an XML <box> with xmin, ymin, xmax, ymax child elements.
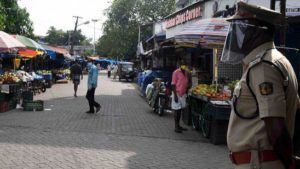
<box><xmin>146</xmin><ymin>31</ymin><xmax>166</xmax><ymax>43</ymax></box>
<box><xmin>18</xmin><ymin>49</ymin><xmax>38</xmax><ymax>58</ymax></box>
<box><xmin>48</xmin><ymin>45</ymin><xmax>72</xmax><ymax>60</ymax></box>
<box><xmin>13</xmin><ymin>35</ymin><xmax>45</xmax><ymax>52</ymax></box>
<box><xmin>40</xmin><ymin>44</ymin><xmax>56</xmax><ymax>60</ymax></box>
<box><xmin>0</xmin><ymin>31</ymin><xmax>26</xmax><ymax>52</ymax></box>
<box><xmin>96</xmin><ymin>59</ymin><xmax>119</xmax><ymax>64</ymax></box>
<box><xmin>174</xmin><ymin>18</ymin><xmax>230</xmax><ymax>48</ymax></box>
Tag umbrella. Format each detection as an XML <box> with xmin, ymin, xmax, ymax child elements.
<box><xmin>0</xmin><ymin>31</ymin><xmax>26</xmax><ymax>52</ymax></box>
<box><xmin>18</xmin><ymin>49</ymin><xmax>39</xmax><ymax>58</ymax></box>
<box><xmin>13</xmin><ymin>35</ymin><xmax>45</xmax><ymax>51</ymax></box>
<box><xmin>175</xmin><ymin>18</ymin><xmax>230</xmax><ymax>48</ymax></box>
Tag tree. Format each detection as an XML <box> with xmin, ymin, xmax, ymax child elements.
<box><xmin>44</xmin><ymin>26</ymin><xmax>91</xmax><ymax>46</ymax></box>
<box><xmin>0</xmin><ymin>0</ymin><xmax>34</xmax><ymax>37</ymax></box>
<box><xmin>97</xmin><ymin>0</ymin><xmax>175</xmax><ymax>60</ymax></box>
<box><xmin>0</xmin><ymin>3</ymin><xmax>6</xmax><ymax>30</ymax></box>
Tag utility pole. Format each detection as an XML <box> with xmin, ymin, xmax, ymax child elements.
<box><xmin>92</xmin><ymin>19</ymin><xmax>100</xmax><ymax>56</ymax></box>
<box><xmin>70</xmin><ymin>16</ymin><xmax>82</xmax><ymax>55</ymax></box>
<box><xmin>270</xmin><ymin>0</ymin><xmax>276</xmax><ymax>10</ymax></box>
<box><xmin>280</xmin><ymin>0</ymin><xmax>286</xmax><ymax>49</ymax></box>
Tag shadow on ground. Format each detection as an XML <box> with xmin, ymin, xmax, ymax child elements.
<box><xmin>0</xmin><ymin>84</ymin><xmax>230</xmax><ymax>169</ymax></box>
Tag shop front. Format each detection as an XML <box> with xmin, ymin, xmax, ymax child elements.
<box><xmin>162</xmin><ymin>0</ymin><xmax>242</xmax><ymax>144</ymax></box>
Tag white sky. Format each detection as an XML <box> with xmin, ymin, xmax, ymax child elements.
<box><xmin>18</xmin><ymin>0</ymin><xmax>111</xmax><ymax>42</ymax></box>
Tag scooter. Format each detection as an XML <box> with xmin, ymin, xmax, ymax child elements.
<box><xmin>151</xmin><ymin>79</ymin><xmax>171</xmax><ymax>116</ymax></box>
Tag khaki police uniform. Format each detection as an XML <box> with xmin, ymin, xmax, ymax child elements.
<box><xmin>226</xmin><ymin>2</ymin><xmax>299</xmax><ymax>169</ymax></box>
<box><xmin>227</xmin><ymin>42</ymin><xmax>299</xmax><ymax>169</ymax></box>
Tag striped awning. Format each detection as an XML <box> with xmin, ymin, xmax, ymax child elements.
<box><xmin>175</xmin><ymin>18</ymin><xmax>230</xmax><ymax>48</ymax></box>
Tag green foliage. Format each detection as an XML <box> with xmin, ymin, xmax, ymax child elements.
<box><xmin>44</xmin><ymin>26</ymin><xmax>91</xmax><ymax>46</ymax></box>
<box><xmin>97</xmin><ymin>0</ymin><xmax>175</xmax><ymax>60</ymax></box>
<box><xmin>0</xmin><ymin>0</ymin><xmax>34</xmax><ymax>37</ymax></box>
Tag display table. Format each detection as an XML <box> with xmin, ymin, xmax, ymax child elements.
<box><xmin>189</xmin><ymin>93</ymin><xmax>231</xmax><ymax>145</ymax></box>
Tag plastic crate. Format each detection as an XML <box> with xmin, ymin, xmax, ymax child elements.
<box><xmin>206</xmin><ymin>103</ymin><xmax>231</xmax><ymax>120</ymax></box>
<box><xmin>0</xmin><ymin>101</ymin><xmax>9</xmax><ymax>113</ymax></box>
<box><xmin>23</xmin><ymin>100</ymin><xmax>44</xmax><ymax>111</ymax></box>
<box><xmin>8</xmin><ymin>99</ymin><xmax>17</xmax><ymax>110</ymax></box>
<box><xmin>22</xmin><ymin>91</ymin><xmax>33</xmax><ymax>101</ymax></box>
<box><xmin>0</xmin><ymin>93</ymin><xmax>7</xmax><ymax>101</ymax></box>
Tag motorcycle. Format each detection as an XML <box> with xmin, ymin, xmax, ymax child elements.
<box><xmin>147</xmin><ymin>78</ymin><xmax>171</xmax><ymax>116</ymax></box>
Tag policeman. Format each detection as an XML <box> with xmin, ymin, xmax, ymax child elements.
<box><xmin>221</xmin><ymin>1</ymin><xmax>299</xmax><ymax>169</ymax></box>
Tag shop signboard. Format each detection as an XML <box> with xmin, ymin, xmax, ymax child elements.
<box><xmin>286</xmin><ymin>8</ymin><xmax>300</xmax><ymax>16</ymax></box>
<box><xmin>165</xmin><ymin>6</ymin><xmax>202</xmax><ymax>29</ymax></box>
<box><xmin>165</xmin><ymin>1</ymin><xmax>203</xmax><ymax>39</ymax></box>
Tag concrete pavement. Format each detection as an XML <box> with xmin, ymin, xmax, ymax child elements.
<box><xmin>0</xmin><ymin>72</ymin><xmax>233</xmax><ymax>169</ymax></box>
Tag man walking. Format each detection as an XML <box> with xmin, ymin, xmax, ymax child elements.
<box><xmin>85</xmin><ymin>61</ymin><xmax>101</xmax><ymax>114</ymax></box>
<box><xmin>171</xmin><ymin>60</ymin><xmax>189</xmax><ymax>133</ymax></box>
<box><xmin>222</xmin><ymin>1</ymin><xmax>299</xmax><ymax>169</ymax></box>
<box><xmin>70</xmin><ymin>61</ymin><xmax>83</xmax><ymax>97</ymax></box>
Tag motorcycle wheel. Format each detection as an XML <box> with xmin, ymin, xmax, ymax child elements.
<box><xmin>41</xmin><ymin>84</ymin><xmax>46</xmax><ymax>92</ymax></box>
<box><xmin>157</xmin><ymin>97</ymin><xmax>164</xmax><ymax>116</ymax></box>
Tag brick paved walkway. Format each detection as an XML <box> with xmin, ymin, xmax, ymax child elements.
<box><xmin>0</xmin><ymin>72</ymin><xmax>233</xmax><ymax>169</ymax></box>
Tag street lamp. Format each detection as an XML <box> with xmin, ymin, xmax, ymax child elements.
<box><xmin>70</xmin><ymin>16</ymin><xmax>90</xmax><ymax>55</ymax></box>
<box><xmin>91</xmin><ymin>19</ymin><xmax>100</xmax><ymax>56</ymax></box>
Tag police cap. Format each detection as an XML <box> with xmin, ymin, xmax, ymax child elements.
<box><xmin>228</xmin><ymin>1</ymin><xmax>283</xmax><ymax>27</ymax></box>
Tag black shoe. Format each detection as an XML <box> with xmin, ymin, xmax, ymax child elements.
<box><xmin>179</xmin><ymin>126</ymin><xmax>188</xmax><ymax>131</ymax></box>
<box><xmin>85</xmin><ymin>111</ymin><xmax>94</xmax><ymax>114</ymax></box>
<box><xmin>174</xmin><ymin>128</ymin><xmax>182</xmax><ymax>133</ymax></box>
<box><xmin>96</xmin><ymin>105</ymin><xmax>101</xmax><ymax>113</ymax></box>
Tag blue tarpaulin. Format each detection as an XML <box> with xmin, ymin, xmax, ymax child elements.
<box><xmin>95</xmin><ymin>59</ymin><xmax>119</xmax><ymax>69</ymax></box>
<box><xmin>41</xmin><ymin>44</ymin><xmax>56</xmax><ymax>60</ymax></box>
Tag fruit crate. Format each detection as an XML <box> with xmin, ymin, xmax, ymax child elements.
<box><xmin>0</xmin><ymin>93</ymin><xmax>7</xmax><ymax>101</ymax></box>
<box><xmin>23</xmin><ymin>100</ymin><xmax>44</xmax><ymax>111</ymax></box>
<box><xmin>0</xmin><ymin>101</ymin><xmax>9</xmax><ymax>113</ymax></box>
<box><xmin>8</xmin><ymin>99</ymin><xmax>17</xmax><ymax>110</ymax></box>
<box><xmin>22</xmin><ymin>91</ymin><xmax>33</xmax><ymax>101</ymax></box>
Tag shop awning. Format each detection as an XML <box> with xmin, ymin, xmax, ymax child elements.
<box><xmin>174</xmin><ymin>18</ymin><xmax>230</xmax><ymax>48</ymax></box>
<box><xmin>18</xmin><ymin>49</ymin><xmax>39</xmax><ymax>58</ymax></box>
<box><xmin>146</xmin><ymin>31</ymin><xmax>166</xmax><ymax>43</ymax></box>
<box><xmin>13</xmin><ymin>35</ymin><xmax>45</xmax><ymax>52</ymax></box>
<box><xmin>40</xmin><ymin>44</ymin><xmax>56</xmax><ymax>60</ymax></box>
<box><xmin>48</xmin><ymin>45</ymin><xmax>72</xmax><ymax>60</ymax></box>
<box><xmin>48</xmin><ymin>45</ymin><xmax>69</xmax><ymax>55</ymax></box>
<box><xmin>0</xmin><ymin>31</ymin><xmax>26</xmax><ymax>52</ymax></box>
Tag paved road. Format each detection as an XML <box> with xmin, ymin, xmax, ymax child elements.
<box><xmin>0</xmin><ymin>72</ymin><xmax>233</xmax><ymax>169</ymax></box>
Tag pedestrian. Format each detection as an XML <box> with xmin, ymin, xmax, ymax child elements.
<box><xmin>85</xmin><ymin>61</ymin><xmax>101</xmax><ymax>114</ymax></box>
<box><xmin>221</xmin><ymin>1</ymin><xmax>299</xmax><ymax>169</ymax></box>
<box><xmin>70</xmin><ymin>61</ymin><xmax>83</xmax><ymax>97</ymax></box>
<box><xmin>107</xmin><ymin>63</ymin><xmax>112</xmax><ymax>78</ymax></box>
<box><xmin>171</xmin><ymin>60</ymin><xmax>189</xmax><ymax>133</ymax></box>
<box><xmin>113</xmin><ymin>64</ymin><xmax>118</xmax><ymax>80</ymax></box>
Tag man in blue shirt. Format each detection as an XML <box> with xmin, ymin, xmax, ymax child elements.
<box><xmin>85</xmin><ymin>61</ymin><xmax>101</xmax><ymax>114</ymax></box>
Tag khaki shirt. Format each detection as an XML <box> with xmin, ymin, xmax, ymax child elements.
<box><xmin>227</xmin><ymin>42</ymin><xmax>299</xmax><ymax>152</ymax></box>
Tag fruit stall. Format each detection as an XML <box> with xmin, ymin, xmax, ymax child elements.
<box><xmin>36</xmin><ymin>70</ymin><xmax>53</xmax><ymax>88</ymax></box>
<box><xmin>188</xmin><ymin>81</ymin><xmax>238</xmax><ymax>145</ymax></box>
<box><xmin>0</xmin><ymin>72</ymin><xmax>22</xmax><ymax>113</ymax></box>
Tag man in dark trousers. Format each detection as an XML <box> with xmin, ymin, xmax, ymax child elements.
<box><xmin>70</xmin><ymin>61</ymin><xmax>83</xmax><ymax>97</ymax></box>
<box><xmin>85</xmin><ymin>61</ymin><xmax>101</xmax><ymax>114</ymax></box>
